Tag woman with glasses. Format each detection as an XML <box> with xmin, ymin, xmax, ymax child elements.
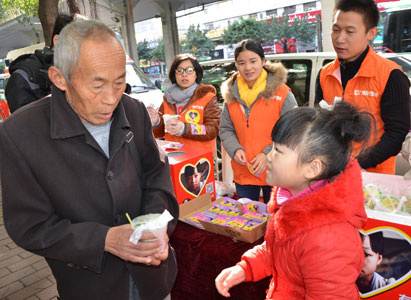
<box><xmin>148</xmin><ymin>53</ymin><xmax>221</xmax><ymax>154</ymax></box>
<box><xmin>219</xmin><ymin>39</ymin><xmax>297</xmax><ymax>203</ymax></box>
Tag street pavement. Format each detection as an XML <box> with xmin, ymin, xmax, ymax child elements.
<box><xmin>0</xmin><ymin>187</ymin><xmax>58</xmax><ymax>300</ymax></box>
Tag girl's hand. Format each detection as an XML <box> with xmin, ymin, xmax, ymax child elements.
<box><xmin>215</xmin><ymin>265</ymin><xmax>246</xmax><ymax>297</ymax></box>
<box><xmin>250</xmin><ymin>153</ymin><xmax>267</xmax><ymax>175</ymax></box>
<box><xmin>234</xmin><ymin>149</ymin><xmax>247</xmax><ymax>165</ymax></box>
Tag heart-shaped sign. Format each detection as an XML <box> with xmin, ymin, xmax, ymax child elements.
<box><xmin>357</xmin><ymin>227</ymin><xmax>411</xmax><ymax>298</ymax></box>
<box><xmin>179</xmin><ymin>158</ymin><xmax>211</xmax><ymax>197</ymax></box>
<box><xmin>185</xmin><ymin>109</ymin><xmax>200</xmax><ymax>123</ymax></box>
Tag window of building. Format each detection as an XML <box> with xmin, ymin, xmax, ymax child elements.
<box><xmin>266</xmin><ymin>8</ymin><xmax>277</xmax><ymax>17</ymax></box>
<box><xmin>249</xmin><ymin>13</ymin><xmax>258</xmax><ymax>19</ymax></box>
<box><xmin>303</xmin><ymin>2</ymin><xmax>317</xmax><ymax>12</ymax></box>
<box><xmin>284</xmin><ymin>5</ymin><xmax>296</xmax><ymax>15</ymax></box>
<box><xmin>205</xmin><ymin>23</ymin><xmax>214</xmax><ymax>30</ymax></box>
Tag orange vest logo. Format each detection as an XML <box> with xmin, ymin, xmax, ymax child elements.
<box><xmin>353</xmin><ymin>90</ymin><xmax>379</xmax><ymax>97</ymax></box>
<box><xmin>185</xmin><ymin>109</ymin><xmax>201</xmax><ymax>124</ymax></box>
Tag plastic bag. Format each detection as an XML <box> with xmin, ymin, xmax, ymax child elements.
<box><xmin>215</xmin><ymin>180</ymin><xmax>235</xmax><ymax>198</ymax></box>
<box><xmin>129</xmin><ymin>210</ymin><xmax>174</xmax><ymax>252</ymax></box>
<box><xmin>362</xmin><ymin>171</ymin><xmax>411</xmax><ymax>216</ymax></box>
<box><xmin>163</xmin><ymin>114</ymin><xmax>179</xmax><ymax>133</ymax></box>
<box><xmin>401</xmin><ymin>132</ymin><xmax>411</xmax><ymax>179</ymax></box>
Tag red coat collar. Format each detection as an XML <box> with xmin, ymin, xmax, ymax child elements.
<box><xmin>267</xmin><ymin>159</ymin><xmax>367</xmax><ymax>244</ymax></box>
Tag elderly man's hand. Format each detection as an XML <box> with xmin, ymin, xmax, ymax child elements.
<box><xmin>105</xmin><ymin>224</ymin><xmax>169</xmax><ymax>266</ymax></box>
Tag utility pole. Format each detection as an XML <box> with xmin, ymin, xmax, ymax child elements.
<box><xmin>321</xmin><ymin>0</ymin><xmax>337</xmax><ymax>52</ymax></box>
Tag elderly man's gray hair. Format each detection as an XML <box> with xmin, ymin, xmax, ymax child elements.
<box><xmin>54</xmin><ymin>19</ymin><xmax>120</xmax><ymax>83</ymax></box>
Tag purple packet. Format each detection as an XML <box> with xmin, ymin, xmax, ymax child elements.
<box><xmin>242</xmin><ymin>219</ymin><xmax>264</xmax><ymax>231</ymax></box>
<box><xmin>226</xmin><ymin>216</ymin><xmax>249</xmax><ymax>228</ymax></box>
<box><xmin>219</xmin><ymin>197</ymin><xmax>237</xmax><ymax>207</ymax></box>
<box><xmin>221</xmin><ymin>206</ymin><xmax>240</xmax><ymax>216</ymax></box>
<box><xmin>210</xmin><ymin>215</ymin><xmax>231</xmax><ymax>225</ymax></box>
<box><xmin>208</xmin><ymin>203</ymin><xmax>226</xmax><ymax>214</ymax></box>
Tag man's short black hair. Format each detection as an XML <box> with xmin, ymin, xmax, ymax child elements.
<box><xmin>335</xmin><ymin>0</ymin><xmax>379</xmax><ymax>31</ymax></box>
<box><xmin>51</xmin><ymin>14</ymin><xmax>75</xmax><ymax>48</ymax></box>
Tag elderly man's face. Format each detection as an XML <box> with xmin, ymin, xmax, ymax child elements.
<box><xmin>66</xmin><ymin>37</ymin><xmax>126</xmax><ymax>125</ymax></box>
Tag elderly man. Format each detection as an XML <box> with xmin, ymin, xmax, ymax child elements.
<box><xmin>0</xmin><ymin>20</ymin><xmax>178</xmax><ymax>300</ymax></box>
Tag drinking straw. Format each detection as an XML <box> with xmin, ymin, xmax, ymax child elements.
<box><xmin>125</xmin><ymin>213</ymin><xmax>135</xmax><ymax>230</ymax></box>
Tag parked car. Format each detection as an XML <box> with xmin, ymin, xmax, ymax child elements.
<box><xmin>5</xmin><ymin>46</ymin><xmax>163</xmax><ymax>110</ymax></box>
<box><xmin>0</xmin><ymin>72</ymin><xmax>9</xmax><ymax>96</ymax></box>
<box><xmin>125</xmin><ymin>57</ymin><xmax>164</xmax><ymax>108</ymax></box>
<box><xmin>200</xmin><ymin>52</ymin><xmax>411</xmax><ymax>180</ymax></box>
<box><xmin>201</xmin><ymin>51</ymin><xmax>411</xmax><ymax>109</ymax></box>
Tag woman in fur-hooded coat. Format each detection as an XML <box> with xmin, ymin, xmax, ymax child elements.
<box><xmin>219</xmin><ymin>60</ymin><xmax>297</xmax><ymax>202</ymax></box>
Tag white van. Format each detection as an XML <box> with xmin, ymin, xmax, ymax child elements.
<box><xmin>200</xmin><ymin>52</ymin><xmax>411</xmax><ymax>181</ymax></box>
<box><xmin>200</xmin><ymin>52</ymin><xmax>336</xmax><ymax>108</ymax></box>
<box><xmin>125</xmin><ymin>57</ymin><xmax>163</xmax><ymax>108</ymax></box>
<box><xmin>200</xmin><ymin>52</ymin><xmax>411</xmax><ymax>108</ymax></box>
<box><xmin>6</xmin><ymin>46</ymin><xmax>163</xmax><ymax>109</ymax></box>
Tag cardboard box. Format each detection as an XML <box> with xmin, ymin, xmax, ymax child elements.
<box><xmin>179</xmin><ymin>193</ymin><xmax>267</xmax><ymax>243</ymax></box>
<box><xmin>159</xmin><ymin>141</ymin><xmax>216</xmax><ymax>204</ymax></box>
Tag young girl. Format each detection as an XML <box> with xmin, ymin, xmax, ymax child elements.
<box><xmin>219</xmin><ymin>39</ymin><xmax>297</xmax><ymax>203</ymax></box>
<box><xmin>215</xmin><ymin>102</ymin><xmax>372</xmax><ymax>299</ymax></box>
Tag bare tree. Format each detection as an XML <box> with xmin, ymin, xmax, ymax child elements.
<box><xmin>38</xmin><ymin>0</ymin><xmax>80</xmax><ymax>47</ymax></box>
<box><xmin>38</xmin><ymin>0</ymin><xmax>59</xmax><ymax>47</ymax></box>
<box><xmin>67</xmin><ymin>0</ymin><xmax>80</xmax><ymax>16</ymax></box>
<box><xmin>89</xmin><ymin>0</ymin><xmax>98</xmax><ymax>19</ymax></box>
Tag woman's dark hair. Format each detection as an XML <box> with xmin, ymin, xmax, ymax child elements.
<box><xmin>335</xmin><ymin>0</ymin><xmax>379</xmax><ymax>31</ymax></box>
<box><xmin>234</xmin><ymin>39</ymin><xmax>265</xmax><ymax>62</ymax></box>
<box><xmin>168</xmin><ymin>53</ymin><xmax>203</xmax><ymax>85</ymax></box>
<box><xmin>271</xmin><ymin>102</ymin><xmax>374</xmax><ymax>180</ymax></box>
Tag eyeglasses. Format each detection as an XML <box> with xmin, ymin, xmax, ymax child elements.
<box><xmin>175</xmin><ymin>67</ymin><xmax>195</xmax><ymax>75</ymax></box>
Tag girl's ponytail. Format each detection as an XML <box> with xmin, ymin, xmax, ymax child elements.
<box><xmin>271</xmin><ymin>102</ymin><xmax>374</xmax><ymax>180</ymax></box>
<box><xmin>331</xmin><ymin>102</ymin><xmax>374</xmax><ymax>149</ymax></box>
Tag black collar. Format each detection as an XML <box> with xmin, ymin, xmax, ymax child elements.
<box><xmin>50</xmin><ymin>85</ymin><xmax>131</xmax><ymax>140</ymax></box>
<box><xmin>338</xmin><ymin>46</ymin><xmax>369</xmax><ymax>89</ymax></box>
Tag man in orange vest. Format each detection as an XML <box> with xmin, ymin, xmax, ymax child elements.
<box><xmin>315</xmin><ymin>0</ymin><xmax>410</xmax><ymax>174</ymax></box>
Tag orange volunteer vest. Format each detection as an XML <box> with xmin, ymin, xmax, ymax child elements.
<box><xmin>163</xmin><ymin>92</ymin><xmax>216</xmax><ymax>154</ymax></box>
<box><xmin>227</xmin><ymin>84</ymin><xmax>290</xmax><ymax>185</ymax></box>
<box><xmin>320</xmin><ymin>48</ymin><xmax>400</xmax><ymax>174</ymax></box>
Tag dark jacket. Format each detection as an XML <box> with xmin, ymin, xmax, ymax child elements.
<box><xmin>5</xmin><ymin>47</ymin><xmax>53</xmax><ymax>112</ymax></box>
<box><xmin>0</xmin><ymin>87</ymin><xmax>179</xmax><ymax>300</ymax></box>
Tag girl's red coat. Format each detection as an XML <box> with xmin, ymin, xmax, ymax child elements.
<box><xmin>238</xmin><ymin>159</ymin><xmax>367</xmax><ymax>299</ymax></box>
